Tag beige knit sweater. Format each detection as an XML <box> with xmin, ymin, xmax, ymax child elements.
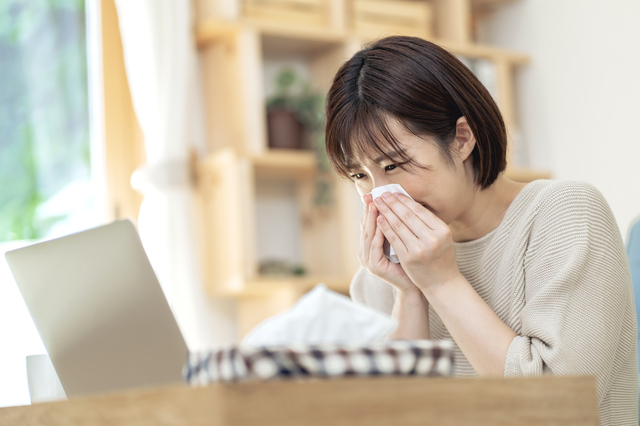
<box><xmin>351</xmin><ymin>179</ymin><xmax>638</xmax><ymax>425</ymax></box>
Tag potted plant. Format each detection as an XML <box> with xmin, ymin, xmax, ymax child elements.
<box><xmin>266</xmin><ymin>68</ymin><xmax>325</xmax><ymax>153</ymax></box>
<box><xmin>266</xmin><ymin>68</ymin><xmax>333</xmax><ymax>210</ymax></box>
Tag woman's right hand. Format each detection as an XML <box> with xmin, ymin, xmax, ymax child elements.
<box><xmin>359</xmin><ymin>194</ymin><xmax>420</xmax><ymax>295</ymax></box>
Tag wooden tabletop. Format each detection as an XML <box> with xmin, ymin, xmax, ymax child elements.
<box><xmin>0</xmin><ymin>375</ymin><xmax>598</xmax><ymax>426</ymax></box>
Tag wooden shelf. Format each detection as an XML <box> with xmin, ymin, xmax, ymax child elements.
<box><xmin>196</xmin><ymin>18</ymin><xmax>346</xmax><ymax>49</ymax></box>
<box><xmin>505</xmin><ymin>166</ymin><xmax>552</xmax><ymax>183</ymax></box>
<box><xmin>251</xmin><ymin>274</ymin><xmax>351</xmax><ymax>293</ymax></box>
<box><xmin>212</xmin><ymin>274</ymin><xmax>352</xmax><ymax>336</ymax></box>
<box><xmin>227</xmin><ymin>274</ymin><xmax>352</xmax><ymax>335</ymax></box>
<box><xmin>437</xmin><ymin>39</ymin><xmax>529</xmax><ymax>64</ymax></box>
<box><xmin>472</xmin><ymin>0</ymin><xmax>518</xmax><ymax>10</ymax></box>
<box><xmin>195</xmin><ymin>18</ymin><xmax>530</xmax><ymax>65</ymax></box>
<box><xmin>247</xmin><ymin>151</ymin><xmax>550</xmax><ymax>183</ymax></box>
<box><xmin>251</xmin><ymin>149</ymin><xmax>317</xmax><ymax>178</ymax></box>
<box><xmin>195</xmin><ymin>19</ymin><xmax>240</xmax><ymax>47</ymax></box>
<box><xmin>194</xmin><ymin>0</ymin><xmax>547</xmax><ymax>340</ymax></box>
<box><xmin>200</xmin><ymin>149</ymin><xmax>317</xmax><ymax>179</ymax></box>
<box><xmin>262</xmin><ymin>33</ymin><xmax>344</xmax><ymax>57</ymax></box>
<box><xmin>214</xmin><ymin>274</ymin><xmax>351</xmax><ymax>297</ymax></box>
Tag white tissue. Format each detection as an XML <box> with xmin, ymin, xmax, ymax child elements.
<box><xmin>368</xmin><ymin>184</ymin><xmax>415</xmax><ymax>264</ymax></box>
<box><xmin>241</xmin><ymin>284</ymin><xmax>397</xmax><ymax>346</ymax></box>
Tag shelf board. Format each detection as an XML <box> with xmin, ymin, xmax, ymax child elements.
<box><xmin>250</xmin><ymin>275</ymin><xmax>351</xmax><ymax>293</ymax></box>
<box><xmin>505</xmin><ymin>166</ymin><xmax>552</xmax><ymax>183</ymax></box>
<box><xmin>246</xmin><ymin>17</ymin><xmax>346</xmax><ymax>41</ymax></box>
<box><xmin>196</xmin><ymin>17</ymin><xmax>345</xmax><ymax>52</ymax></box>
<box><xmin>436</xmin><ymin>40</ymin><xmax>529</xmax><ymax>64</ymax></box>
<box><xmin>471</xmin><ymin>0</ymin><xmax>518</xmax><ymax>10</ymax></box>
<box><xmin>251</xmin><ymin>149</ymin><xmax>317</xmax><ymax>178</ymax></box>
<box><xmin>199</xmin><ymin>149</ymin><xmax>318</xmax><ymax>181</ymax></box>
<box><xmin>195</xmin><ymin>19</ymin><xmax>240</xmax><ymax>47</ymax></box>
<box><xmin>195</xmin><ymin>18</ymin><xmax>529</xmax><ymax>65</ymax></box>
<box><xmin>257</xmin><ymin>21</ymin><xmax>346</xmax><ymax>56</ymax></box>
<box><xmin>262</xmin><ymin>33</ymin><xmax>343</xmax><ymax>57</ymax></box>
<box><xmin>213</xmin><ymin>274</ymin><xmax>351</xmax><ymax>298</ymax></box>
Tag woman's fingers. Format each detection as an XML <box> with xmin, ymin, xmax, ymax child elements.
<box><xmin>393</xmin><ymin>193</ymin><xmax>443</xmax><ymax>231</ymax></box>
<box><xmin>360</xmin><ymin>200</ymin><xmax>378</xmax><ymax>265</ymax></box>
<box><xmin>378</xmin><ymin>192</ymin><xmax>435</xmax><ymax>235</ymax></box>
<box><xmin>359</xmin><ymin>202</ymin><xmax>368</xmax><ymax>264</ymax></box>
<box><xmin>376</xmin><ymin>211</ymin><xmax>409</xmax><ymax>255</ymax></box>
<box><xmin>370</xmin><ymin>225</ymin><xmax>387</xmax><ymax>265</ymax></box>
<box><xmin>374</xmin><ymin>194</ymin><xmax>420</xmax><ymax>252</ymax></box>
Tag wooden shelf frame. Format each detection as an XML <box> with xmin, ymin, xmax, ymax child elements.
<box><xmin>195</xmin><ymin>14</ymin><xmax>532</xmax><ymax>168</ymax></box>
<box><xmin>193</xmin><ymin>0</ymin><xmax>549</xmax><ymax>339</ymax></box>
<box><xmin>252</xmin><ymin>149</ymin><xmax>317</xmax><ymax>177</ymax></box>
<box><xmin>197</xmin><ymin>148</ymin><xmax>356</xmax><ymax>290</ymax></box>
<box><xmin>471</xmin><ymin>0</ymin><xmax>518</xmax><ymax>12</ymax></box>
<box><xmin>505</xmin><ymin>166</ymin><xmax>552</xmax><ymax>183</ymax></box>
<box><xmin>196</xmin><ymin>16</ymin><xmax>528</xmax><ymax>63</ymax></box>
<box><xmin>215</xmin><ymin>274</ymin><xmax>352</xmax><ymax>297</ymax></box>
<box><xmin>197</xmin><ymin>147</ymin><xmax>359</xmax><ymax>335</ymax></box>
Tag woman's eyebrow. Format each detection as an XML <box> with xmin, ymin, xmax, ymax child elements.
<box><xmin>372</xmin><ymin>152</ymin><xmax>402</xmax><ymax>164</ymax></box>
<box><xmin>346</xmin><ymin>151</ymin><xmax>403</xmax><ymax>170</ymax></box>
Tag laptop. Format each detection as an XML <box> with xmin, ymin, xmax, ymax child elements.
<box><xmin>5</xmin><ymin>219</ymin><xmax>189</xmax><ymax>398</ymax></box>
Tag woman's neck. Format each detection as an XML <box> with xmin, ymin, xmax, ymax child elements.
<box><xmin>449</xmin><ymin>174</ymin><xmax>528</xmax><ymax>243</ymax></box>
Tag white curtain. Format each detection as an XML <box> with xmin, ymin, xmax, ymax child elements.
<box><xmin>113</xmin><ymin>0</ymin><xmax>231</xmax><ymax>350</ymax></box>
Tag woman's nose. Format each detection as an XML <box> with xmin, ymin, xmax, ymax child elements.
<box><xmin>358</xmin><ymin>177</ymin><xmax>391</xmax><ymax>198</ymax></box>
<box><xmin>370</xmin><ymin>175</ymin><xmax>391</xmax><ymax>191</ymax></box>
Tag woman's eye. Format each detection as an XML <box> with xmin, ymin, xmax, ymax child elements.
<box><xmin>350</xmin><ymin>173</ymin><xmax>366</xmax><ymax>180</ymax></box>
<box><xmin>384</xmin><ymin>164</ymin><xmax>397</xmax><ymax>172</ymax></box>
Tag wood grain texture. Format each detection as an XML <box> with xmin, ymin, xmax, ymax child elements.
<box><xmin>352</xmin><ymin>0</ymin><xmax>433</xmax><ymax>40</ymax></box>
<box><xmin>432</xmin><ymin>0</ymin><xmax>472</xmax><ymax>43</ymax></box>
<box><xmin>504</xmin><ymin>166</ymin><xmax>552</xmax><ymax>183</ymax></box>
<box><xmin>244</xmin><ymin>0</ymin><xmax>328</xmax><ymax>28</ymax></box>
<box><xmin>0</xmin><ymin>376</ymin><xmax>598</xmax><ymax>426</ymax></box>
<box><xmin>101</xmin><ymin>0</ymin><xmax>145</xmax><ymax>223</ymax></box>
<box><xmin>0</xmin><ymin>385</ymin><xmax>223</xmax><ymax>426</ymax></box>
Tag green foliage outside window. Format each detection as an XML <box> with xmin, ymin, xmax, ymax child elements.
<box><xmin>0</xmin><ymin>0</ymin><xmax>90</xmax><ymax>241</ymax></box>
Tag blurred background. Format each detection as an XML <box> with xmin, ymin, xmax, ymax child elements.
<box><xmin>1</xmin><ymin>0</ymin><xmax>639</xmax><ymax>407</ymax></box>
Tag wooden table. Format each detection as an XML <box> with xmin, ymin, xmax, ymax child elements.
<box><xmin>0</xmin><ymin>376</ymin><xmax>598</xmax><ymax>425</ymax></box>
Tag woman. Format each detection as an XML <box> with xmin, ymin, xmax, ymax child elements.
<box><xmin>325</xmin><ymin>36</ymin><xmax>637</xmax><ymax>425</ymax></box>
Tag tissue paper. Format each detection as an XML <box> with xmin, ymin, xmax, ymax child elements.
<box><xmin>242</xmin><ymin>284</ymin><xmax>397</xmax><ymax>347</ymax></box>
<box><xmin>184</xmin><ymin>284</ymin><xmax>456</xmax><ymax>384</ymax></box>
<box><xmin>368</xmin><ymin>184</ymin><xmax>414</xmax><ymax>263</ymax></box>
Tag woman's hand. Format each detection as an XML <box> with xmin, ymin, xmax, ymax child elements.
<box><xmin>359</xmin><ymin>194</ymin><xmax>419</xmax><ymax>295</ymax></box>
<box><xmin>373</xmin><ymin>192</ymin><xmax>461</xmax><ymax>293</ymax></box>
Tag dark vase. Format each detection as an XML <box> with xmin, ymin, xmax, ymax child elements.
<box><xmin>267</xmin><ymin>109</ymin><xmax>303</xmax><ymax>150</ymax></box>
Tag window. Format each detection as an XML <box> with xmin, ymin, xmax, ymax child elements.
<box><xmin>0</xmin><ymin>0</ymin><xmax>101</xmax><ymax>407</ymax></box>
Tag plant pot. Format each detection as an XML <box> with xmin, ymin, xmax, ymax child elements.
<box><xmin>267</xmin><ymin>109</ymin><xmax>303</xmax><ymax>150</ymax></box>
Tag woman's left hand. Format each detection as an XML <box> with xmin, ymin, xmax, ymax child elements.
<box><xmin>373</xmin><ymin>192</ymin><xmax>461</xmax><ymax>293</ymax></box>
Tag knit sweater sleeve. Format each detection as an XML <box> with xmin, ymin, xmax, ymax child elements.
<box><xmin>504</xmin><ymin>181</ymin><xmax>637</xmax><ymax>401</ymax></box>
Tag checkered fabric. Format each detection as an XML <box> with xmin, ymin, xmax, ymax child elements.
<box><xmin>184</xmin><ymin>340</ymin><xmax>455</xmax><ymax>385</ymax></box>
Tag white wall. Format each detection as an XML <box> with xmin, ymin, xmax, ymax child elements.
<box><xmin>479</xmin><ymin>0</ymin><xmax>640</xmax><ymax>239</ymax></box>
<box><xmin>255</xmin><ymin>180</ymin><xmax>303</xmax><ymax>265</ymax></box>
<box><xmin>0</xmin><ymin>242</ymin><xmax>47</xmax><ymax>407</ymax></box>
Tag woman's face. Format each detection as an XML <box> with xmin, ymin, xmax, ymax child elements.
<box><xmin>348</xmin><ymin>119</ymin><xmax>476</xmax><ymax>225</ymax></box>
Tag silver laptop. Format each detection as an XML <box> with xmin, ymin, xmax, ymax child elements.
<box><xmin>5</xmin><ymin>219</ymin><xmax>189</xmax><ymax>397</ymax></box>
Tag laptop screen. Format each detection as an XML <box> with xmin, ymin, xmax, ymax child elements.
<box><xmin>5</xmin><ymin>220</ymin><xmax>188</xmax><ymax>397</ymax></box>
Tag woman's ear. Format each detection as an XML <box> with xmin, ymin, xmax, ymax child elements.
<box><xmin>454</xmin><ymin>116</ymin><xmax>476</xmax><ymax>162</ymax></box>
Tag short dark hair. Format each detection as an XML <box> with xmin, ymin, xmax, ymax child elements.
<box><xmin>324</xmin><ymin>36</ymin><xmax>507</xmax><ymax>189</ymax></box>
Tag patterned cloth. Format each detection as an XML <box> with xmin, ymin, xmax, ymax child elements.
<box><xmin>184</xmin><ymin>340</ymin><xmax>455</xmax><ymax>385</ymax></box>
